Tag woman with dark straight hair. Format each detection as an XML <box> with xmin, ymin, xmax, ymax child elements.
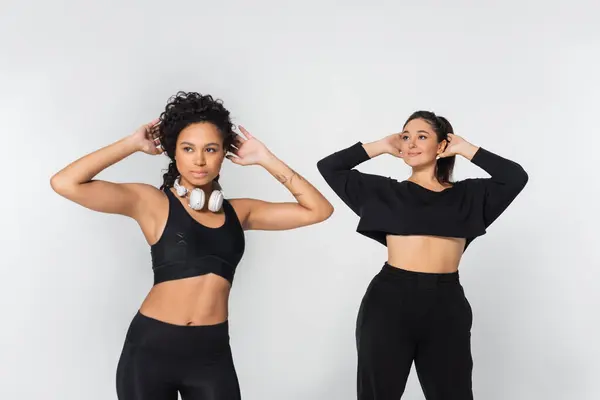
<box><xmin>317</xmin><ymin>110</ymin><xmax>528</xmax><ymax>400</ymax></box>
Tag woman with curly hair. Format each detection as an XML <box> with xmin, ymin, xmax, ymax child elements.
<box><xmin>50</xmin><ymin>91</ymin><xmax>334</xmax><ymax>400</ymax></box>
<box><xmin>317</xmin><ymin>111</ymin><xmax>528</xmax><ymax>399</ymax></box>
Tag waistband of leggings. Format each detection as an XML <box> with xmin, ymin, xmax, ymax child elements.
<box><xmin>134</xmin><ymin>311</ymin><xmax>229</xmax><ymax>333</ymax></box>
<box><xmin>125</xmin><ymin>311</ymin><xmax>231</xmax><ymax>355</ymax></box>
<box><xmin>378</xmin><ymin>262</ymin><xmax>460</xmax><ymax>284</ymax></box>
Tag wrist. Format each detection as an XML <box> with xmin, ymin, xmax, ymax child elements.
<box><xmin>363</xmin><ymin>141</ymin><xmax>386</xmax><ymax>158</ymax></box>
<box><xmin>124</xmin><ymin>134</ymin><xmax>143</xmax><ymax>153</ymax></box>
<box><xmin>461</xmin><ymin>143</ymin><xmax>479</xmax><ymax>160</ymax></box>
<box><xmin>258</xmin><ymin>152</ymin><xmax>279</xmax><ymax>169</ymax></box>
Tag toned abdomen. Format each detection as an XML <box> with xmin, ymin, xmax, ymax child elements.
<box><xmin>386</xmin><ymin>235</ymin><xmax>466</xmax><ymax>273</ymax></box>
<box><xmin>139</xmin><ymin>274</ymin><xmax>231</xmax><ymax>326</ymax></box>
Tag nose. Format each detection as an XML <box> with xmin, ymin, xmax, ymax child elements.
<box><xmin>193</xmin><ymin>153</ymin><xmax>206</xmax><ymax>166</ymax></box>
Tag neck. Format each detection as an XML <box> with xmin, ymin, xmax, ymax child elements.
<box><xmin>409</xmin><ymin>163</ymin><xmax>439</xmax><ymax>185</ymax></box>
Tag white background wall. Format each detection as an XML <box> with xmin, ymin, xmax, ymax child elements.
<box><xmin>2</xmin><ymin>1</ymin><xmax>599</xmax><ymax>399</ymax></box>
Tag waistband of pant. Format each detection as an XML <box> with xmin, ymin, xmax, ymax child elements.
<box><xmin>378</xmin><ymin>262</ymin><xmax>460</xmax><ymax>284</ymax></box>
<box><xmin>134</xmin><ymin>311</ymin><xmax>229</xmax><ymax>332</ymax></box>
<box><xmin>125</xmin><ymin>311</ymin><xmax>231</xmax><ymax>355</ymax></box>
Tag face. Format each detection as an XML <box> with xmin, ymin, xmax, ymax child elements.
<box><xmin>175</xmin><ymin>122</ymin><xmax>226</xmax><ymax>187</ymax></box>
<box><xmin>399</xmin><ymin>118</ymin><xmax>447</xmax><ymax>167</ymax></box>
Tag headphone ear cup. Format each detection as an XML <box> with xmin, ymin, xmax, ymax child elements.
<box><xmin>208</xmin><ymin>190</ymin><xmax>224</xmax><ymax>212</ymax></box>
<box><xmin>188</xmin><ymin>188</ymin><xmax>206</xmax><ymax>211</ymax></box>
<box><xmin>174</xmin><ymin>177</ymin><xmax>187</xmax><ymax>197</ymax></box>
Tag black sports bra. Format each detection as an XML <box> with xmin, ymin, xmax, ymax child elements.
<box><xmin>150</xmin><ymin>188</ymin><xmax>246</xmax><ymax>286</ymax></box>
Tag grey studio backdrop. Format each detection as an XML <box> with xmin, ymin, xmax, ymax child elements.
<box><xmin>2</xmin><ymin>1</ymin><xmax>599</xmax><ymax>399</ymax></box>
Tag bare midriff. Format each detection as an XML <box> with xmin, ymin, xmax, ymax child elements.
<box><xmin>139</xmin><ymin>274</ymin><xmax>231</xmax><ymax>326</ymax></box>
<box><xmin>386</xmin><ymin>235</ymin><xmax>466</xmax><ymax>273</ymax></box>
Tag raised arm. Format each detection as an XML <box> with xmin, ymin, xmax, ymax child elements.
<box><xmin>50</xmin><ymin>119</ymin><xmax>163</xmax><ymax>219</ymax></box>
<box><xmin>470</xmin><ymin>147</ymin><xmax>528</xmax><ymax>226</ymax></box>
<box><xmin>316</xmin><ymin>135</ymin><xmax>400</xmax><ymax>216</ymax></box>
<box><xmin>227</xmin><ymin>126</ymin><xmax>334</xmax><ymax>231</ymax></box>
<box><xmin>439</xmin><ymin>133</ymin><xmax>529</xmax><ymax>227</ymax></box>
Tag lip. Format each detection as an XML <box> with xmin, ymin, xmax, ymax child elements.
<box><xmin>190</xmin><ymin>171</ymin><xmax>209</xmax><ymax>177</ymax></box>
<box><xmin>407</xmin><ymin>152</ymin><xmax>422</xmax><ymax>156</ymax></box>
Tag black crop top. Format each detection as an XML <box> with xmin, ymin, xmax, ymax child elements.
<box><xmin>317</xmin><ymin>142</ymin><xmax>528</xmax><ymax>249</ymax></box>
<box><xmin>150</xmin><ymin>188</ymin><xmax>245</xmax><ymax>285</ymax></box>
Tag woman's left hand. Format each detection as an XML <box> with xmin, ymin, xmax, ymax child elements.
<box><xmin>226</xmin><ymin>126</ymin><xmax>275</xmax><ymax>166</ymax></box>
<box><xmin>438</xmin><ymin>133</ymin><xmax>478</xmax><ymax>159</ymax></box>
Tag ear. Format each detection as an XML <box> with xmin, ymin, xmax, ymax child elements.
<box><xmin>438</xmin><ymin>139</ymin><xmax>448</xmax><ymax>154</ymax></box>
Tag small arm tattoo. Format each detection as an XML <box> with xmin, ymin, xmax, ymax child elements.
<box><xmin>275</xmin><ymin>170</ymin><xmax>306</xmax><ymax>197</ymax></box>
<box><xmin>275</xmin><ymin>169</ymin><xmax>305</xmax><ymax>184</ymax></box>
<box><xmin>275</xmin><ymin>173</ymin><xmax>289</xmax><ymax>184</ymax></box>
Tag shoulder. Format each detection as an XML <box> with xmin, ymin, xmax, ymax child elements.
<box><xmin>362</xmin><ymin>173</ymin><xmax>397</xmax><ymax>193</ymax></box>
<box><xmin>116</xmin><ymin>182</ymin><xmax>162</xmax><ymax>194</ymax></box>
<box><xmin>124</xmin><ymin>183</ymin><xmax>167</xmax><ymax>203</ymax></box>
<box><xmin>455</xmin><ymin>177</ymin><xmax>486</xmax><ymax>186</ymax></box>
<box><xmin>227</xmin><ymin>197</ymin><xmax>254</xmax><ymax>211</ymax></box>
<box><xmin>124</xmin><ymin>183</ymin><xmax>169</xmax><ymax>218</ymax></box>
<box><xmin>450</xmin><ymin>178</ymin><xmax>487</xmax><ymax>196</ymax></box>
<box><xmin>227</xmin><ymin>198</ymin><xmax>256</xmax><ymax>225</ymax></box>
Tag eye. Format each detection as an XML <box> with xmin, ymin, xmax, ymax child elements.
<box><xmin>183</xmin><ymin>146</ymin><xmax>193</xmax><ymax>152</ymax></box>
<box><xmin>401</xmin><ymin>135</ymin><xmax>409</xmax><ymax>140</ymax></box>
<box><xmin>206</xmin><ymin>148</ymin><xmax>218</xmax><ymax>153</ymax></box>
<box><xmin>419</xmin><ymin>135</ymin><xmax>427</xmax><ymax>140</ymax></box>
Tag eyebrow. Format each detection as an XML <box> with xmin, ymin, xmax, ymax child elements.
<box><xmin>401</xmin><ymin>130</ymin><xmax>430</xmax><ymax>134</ymax></box>
<box><xmin>180</xmin><ymin>141</ymin><xmax>221</xmax><ymax>147</ymax></box>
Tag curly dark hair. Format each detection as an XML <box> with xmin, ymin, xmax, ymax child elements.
<box><xmin>403</xmin><ymin>111</ymin><xmax>456</xmax><ymax>185</ymax></box>
<box><xmin>156</xmin><ymin>91</ymin><xmax>235</xmax><ymax>190</ymax></box>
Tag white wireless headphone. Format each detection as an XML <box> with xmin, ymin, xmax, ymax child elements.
<box><xmin>173</xmin><ymin>176</ymin><xmax>224</xmax><ymax>212</ymax></box>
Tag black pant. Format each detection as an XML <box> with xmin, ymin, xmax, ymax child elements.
<box><xmin>356</xmin><ymin>263</ymin><xmax>473</xmax><ymax>400</ymax></box>
<box><xmin>116</xmin><ymin>311</ymin><xmax>241</xmax><ymax>400</ymax></box>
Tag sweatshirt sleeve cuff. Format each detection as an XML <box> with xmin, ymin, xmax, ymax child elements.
<box><xmin>317</xmin><ymin>141</ymin><xmax>372</xmax><ymax>172</ymax></box>
<box><xmin>347</xmin><ymin>141</ymin><xmax>371</xmax><ymax>164</ymax></box>
<box><xmin>470</xmin><ymin>146</ymin><xmax>489</xmax><ymax>166</ymax></box>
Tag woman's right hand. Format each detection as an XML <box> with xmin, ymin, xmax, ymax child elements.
<box><xmin>130</xmin><ymin>118</ymin><xmax>163</xmax><ymax>155</ymax></box>
<box><xmin>362</xmin><ymin>133</ymin><xmax>403</xmax><ymax>159</ymax></box>
<box><xmin>377</xmin><ymin>133</ymin><xmax>404</xmax><ymax>158</ymax></box>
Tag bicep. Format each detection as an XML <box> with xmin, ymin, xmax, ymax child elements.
<box><xmin>52</xmin><ymin>179</ymin><xmax>152</xmax><ymax>218</ymax></box>
<box><xmin>319</xmin><ymin>169</ymin><xmax>383</xmax><ymax>216</ymax></box>
<box><xmin>236</xmin><ymin>199</ymin><xmax>321</xmax><ymax>231</ymax></box>
<box><xmin>480</xmin><ymin>177</ymin><xmax>528</xmax><ymax>227</ymax></box>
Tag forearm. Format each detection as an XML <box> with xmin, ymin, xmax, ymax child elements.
<box><xmin>459</xmin><ymin>143</ymin><xmax>480</xmax><ymax>161</ymax></box>
<box><xmin>362</xmin><ymin>140</ymin><xmax>387</xmax><ymax>158</ymax></box>
<box><xmin>261</xmin><ymin>155</ymin><xmax>332</xmax><ymax>213</ymax></box>
<box><xmin>51</xmin><ymin>135</ymin><xmax>140</xmax><ymax>190</ymax></box>
<box><xmin>465</xmin><ymin>144</ymin><xmax>528</xmax><ymax>186</ymax></box>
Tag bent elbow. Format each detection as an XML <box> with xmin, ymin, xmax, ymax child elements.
<box><xmin>310</xmin><ymin>203</ymin><xmax>335</xmax><ymax>225</ymax></box>
<box><xmin>517</xmin><ymin>166</ymin><xmax>529</xmax><ymax>190</ymax></box>
<box><xmin>316</xmin><ymin>158</ymin><xmax>327</xmax><ymax>177</ymax></box>
<box><xmin>322</xmin><ymin>203</ymin><xmax>334</xmax><ymax>221</ymax></box>
<box><xmin>50</xmin><ymin>173</ymin><xmax>67</xmax><ymax>195</ymax></box>
<box><xmin>50</xmin><ymin>173</ymin><xmax>77</xmax><ymax>198</ymax></box>
<box><xmin>316</xmin><ymin>157</ymin><xmax>338</xmax><ymax>180</ymax></box>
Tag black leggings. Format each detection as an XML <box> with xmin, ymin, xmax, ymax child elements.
<box><xmin>356</xmin><ymin>263</ymin><xmax>473</xmax><ymax>400</ymax></box>
<box><xmin>116</xmin><ymin>311</ymin><xmax>241</xmax><ymax>400</ymax></box>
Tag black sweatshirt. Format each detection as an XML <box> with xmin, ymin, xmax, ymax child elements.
<box><xmin>316</xmin><ymin>142</ymin><xmax>528</xmax><ymax>250</ymax></box>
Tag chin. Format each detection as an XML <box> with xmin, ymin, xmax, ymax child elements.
<box><xmin>403</xmin><ymin>158</ymin><xmax>420</xmax><ymax>167</ymax></box>
<box><xmin>404</xmin><ymin>157</ymin><xmax>435</xmax><ymax>168</ymax></box>
<box><xmin>184</xmin><ymin>175</ymin><xmax>213</xmax><ymax>186</ymax></box>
